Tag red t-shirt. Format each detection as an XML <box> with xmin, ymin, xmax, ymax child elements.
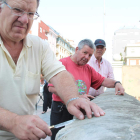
<box><xmin>49</xmin><ymin>56</ymin><xmax>105</xmax><ymax>102</ymax></box>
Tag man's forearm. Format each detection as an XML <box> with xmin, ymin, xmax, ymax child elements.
<box><xmin>0</xmin><ymin>107</ymin><xmax>17</xmax><ymax>132</ymax></box>
<box><xmin>49</xmin><ymin>70</ymin><xmax>79</xmax><ymax>104</ymax></box>
<box><xmin>48</xmin><ymin>87</ymin><xmax>58</xmax><ymax>95</ymax></box>
<box><xmin>101</xmin><ymin>78</ymin><xmax>116</xmax><ymax>88</ymax></box>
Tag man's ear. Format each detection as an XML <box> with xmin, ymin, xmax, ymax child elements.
<box><xmin>75</xmin><ymin>47</ymin><xmax>79</xmax><ymax>52</ymax></box>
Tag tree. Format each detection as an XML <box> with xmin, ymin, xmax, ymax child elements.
<box><xmin>120</xmin><ymin>53</ymin><xmax>124</xmax><ymax>61</ymax></box>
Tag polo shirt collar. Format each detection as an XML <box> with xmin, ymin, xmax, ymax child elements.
<box><xmin>93</xmin><ymin>54</ymin><xmax>103</xmax><ymax>64</ymax></box>
<box><xmin>23</xmin><ymin>34</ymin><xmax>33</xmax><ymax>48</ymax></box>
<box><xmin>0</xmin><ymin>37</ymin><xmax>8</xmax><ymax>52</ymax></box>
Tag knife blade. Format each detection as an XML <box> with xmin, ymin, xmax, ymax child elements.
<box><xmin>49</xmin><ymin>119</ymin><xmax>76</xmax><ymax>129</ymax></box>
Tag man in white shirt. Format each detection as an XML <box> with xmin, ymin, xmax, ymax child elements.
<box><xmin>88</xmin><ymin>39</ymin><xmax>114</xmax><ymax>96</ymax></box>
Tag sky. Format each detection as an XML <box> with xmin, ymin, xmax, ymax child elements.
<box><xmin>38</xmin><ymin>0</ymin><xmax>140</xmax><ymax>62</ymax></box>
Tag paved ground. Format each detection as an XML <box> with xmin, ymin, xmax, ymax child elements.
<box><xmin>33</xmin><ymin>96</ymin><xmax>51</xmax><ymax>140</ymax></box>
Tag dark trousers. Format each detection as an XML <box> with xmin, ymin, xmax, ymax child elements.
<box><xmin>50</xmin><ymin>101</ymin><xmax>73</xmax><ymax>140</ymax></box>
<box><xmin>43</xmin><ymin>90</ymin><xmax>52</xmax><ymax>111</ymax></box>
<box><xmin>43</xmin><ymin>83</ymin><xmax>52</xmax><ymax>112</ymax></box>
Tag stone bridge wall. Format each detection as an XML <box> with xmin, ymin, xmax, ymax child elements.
<box><xmin>56</xmin><ymin>88</ymin><xmax>140</xmax><ymax>140</ymax></box>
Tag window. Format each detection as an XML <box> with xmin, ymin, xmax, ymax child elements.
<box><xmin>130</xmin><ymin>40</ymin><xmax>135</xmax><ymax>44</ymax></box>
<box><xmin>122</xmin><ymin>40</ymin><xmax>127</xmax><ymax>42</ymax></box>
<box><xmin>130</xmin><ymin>60</ymin><xmax>136</xmax><ymax>65</ymax></box>
<box><xmin>131</xmin><ymin>48</ymin><xmax>135</xmax><ymax>52</ymax></box>
<box><xmin>136</xmin><ymin>40</ymin><xmax>140</xmax><ymax>43</ymax></box>
<box><xmin>135</xmin><ymin>32</ymin><xmax>139</xmax><ymax>35</ymax></box>
<box><xmin>40</xmin><ymin>27</ymin><xmax>42</xmax><ymax>33</ymax></box>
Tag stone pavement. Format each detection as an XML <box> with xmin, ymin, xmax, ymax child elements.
<box><xmin>33</xmin><ymin>96</ymin><xmax>51</xmax><ymax>140</ymax></box>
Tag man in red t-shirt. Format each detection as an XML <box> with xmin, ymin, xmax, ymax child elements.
<box><xmin>48</xmin><ymin>39</ymin><xmax>124</xmax><ymax>140</ymax></box>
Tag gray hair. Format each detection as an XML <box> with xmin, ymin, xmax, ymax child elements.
<box><xmin>78</xmin><ymin>39</ymin><xmax>95</xmax><ymax>50</ymax></box>
<box><xmin>37</xmin><ymin>0</ymin><xmax>40</xmax><ymax>8</ymax></box>
<box><xmin>0</xmin><ymin>0</ymin><xmax>40</xmax><ymax>8</ymax></box>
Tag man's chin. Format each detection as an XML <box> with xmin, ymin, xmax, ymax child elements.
<box><xmin>80</xmin><ymin>62</ymin><xmax>87</xmax><ymax>66</ymax></box>
<box><xmin>12</xmin><ymin>34</ymin><xmax>25</xmax><ymax>42</ymax></box>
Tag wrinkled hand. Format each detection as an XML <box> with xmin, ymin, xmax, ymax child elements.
<box><xmin>67</xmin><ymin>98</ymin><xmax>105</xmax><ymax>120</ymax></box>
<box><xmin>115</xmin><ymin>83</ymin><xmax>125</xmax><ymax>95</ymax></box>
<box><xmin>79</xmin><ymin>94</ymin><xmax>95</xmax><ymax>100</ymax></box>
<box><xmin>11</xmin><ymin>115</ymin><xmax>52</xmax><ymax>140</ymax></box>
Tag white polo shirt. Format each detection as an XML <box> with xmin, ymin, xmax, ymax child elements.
<box><xmin>0</xmin><ymin>34</ymin><xmax>65</xmax><ymax>139</ymax></box>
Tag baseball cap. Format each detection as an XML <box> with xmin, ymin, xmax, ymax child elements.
<box><xmin>94</xmin><ymin>39</ymin><xmax>106</xmax><ymax>47</ymax></box>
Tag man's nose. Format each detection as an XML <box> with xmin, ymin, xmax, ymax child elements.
<box><xmin>85</xmin><ymin>54</ymin><xmax>90</xmax><ymax>59</ymax></box>
<box><xmin>18</xmin><ymin>13</ymin><xmax>29</xmax><ymax>24</ymax></box>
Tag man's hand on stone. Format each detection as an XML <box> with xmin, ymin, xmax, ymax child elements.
<box><xmin>11</xmin><ymin>115</ymin><xmax>52</xmax><ymax>140</ymax></box>
<box><xmin>67</xmin><ymin>98</ymin><xmax>105</xmax><ymax>120</ymax></box>
<box><xmin>79</xmin><ymin>94</ymin><xmax>95</xmax><ymax>100</ymax></box>
<box><xmin>115</xmin><ymin>83</ymin><xmax>125</xmax><ymax>95</ymax></box>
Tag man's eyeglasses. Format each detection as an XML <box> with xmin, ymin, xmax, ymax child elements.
<box><xmin>4</xmin><ymin>2</ymin><xmax>39</xmax><ymax>20</ymax></box>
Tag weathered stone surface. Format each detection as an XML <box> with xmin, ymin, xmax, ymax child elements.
<box><xmin>56</xmin><ymin>88</ymin><xmax>140</xmax><ymax>140</ymax></box>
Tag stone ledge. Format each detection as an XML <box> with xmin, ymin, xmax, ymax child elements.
<box><xmin>56</xmin><ymin>88</ymin><xmax>140</xmax><ymax>140</ymax></box>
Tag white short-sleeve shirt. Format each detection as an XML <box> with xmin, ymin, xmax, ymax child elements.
<box><xmin>0</xmin><ymin>34</ymin><xmax>65</xmax><ymax>139</ymax></box>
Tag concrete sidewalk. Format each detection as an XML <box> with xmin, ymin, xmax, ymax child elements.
<box><xmin>34</xmin><ymin>97</ymin><xmax>51</xmax><ymax>140</ymax></box>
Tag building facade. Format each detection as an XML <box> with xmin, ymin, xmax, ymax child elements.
<box><xmin>124</xmin><ymin>44</ymin><xmax>140</xmax><ymax>65</ymax></box>
<box><xmin>112</xmin><ymin>27</ymin><xmax>140</xmax><ymax>58</ymax></box>
<box><xmin>56</xmin><ymin>35</ymin><xmax>75</xmax><ymax>60</ymax></box>
<box><xmin>38</xmin><ymin>20</ymin><xmax>49</xmax><ymax>40</ymax></box>
<box><xmin>30</xmin><ymin>19</ymin><xmax>75</xmax><ymax>59</ymax></box>
<box><xmin>30</xmin><ymin>18</ymin><xmax>49</xmax><ymax>40</ymax></box>
<box><xmin>30</xmin><ymin>18</ymin><xmax>58</xmax><ymax>54</ymax></box>
<box><xmin>47</xmin><ymin>26</ymin><xmax>58</xmax><ymax>55</ymax></box>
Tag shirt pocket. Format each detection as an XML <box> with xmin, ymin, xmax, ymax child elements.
<box><xmin>25</xmin><ymin>71</ymin><xmax>40</xmax><ymax>95</ymax></box>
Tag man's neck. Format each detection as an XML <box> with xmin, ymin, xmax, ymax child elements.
<box><xmin>1</xmin><ymin>36</ymin><xmax>23</xmax><ymax>49</ymax></box>
<box><xmin>94</xmin><ymin>54</ymin><xmax>102</xmax><ymax>64</ymax></box>
<box><xmin>1</xmin><ymin>36</ymin><xmax>23</xmax><ymax>65</ymax></box>
<box><xmin>70</xmin><ymin>55</ymin><xmax>77</xmax><ymax>64</ymax></box>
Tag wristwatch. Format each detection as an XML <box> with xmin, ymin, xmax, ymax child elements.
<box><xmin>114</xmin><ymin>81</ymin><xmax>121</xmax><ymax>87</ymax></box>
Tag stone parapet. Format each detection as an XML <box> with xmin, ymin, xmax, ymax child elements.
<box><xmin>56</xmin><ymin>88</ymin><xmax>140</xmax><ymax>140</ymax></box>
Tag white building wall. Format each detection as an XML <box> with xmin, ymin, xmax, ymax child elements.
<box><xmin>127</xmin><ymin>59</ymin><xmax>129</xmax><ymax>65</ymax></box>
<box><xmin>30</xmin><ymin>18</ymin><xmax>40</xmax><ymax>36</ymax></box>
<box><xmin>127</xmin><ymin>47</ymin><xmax>140</xmax><ymax>56</ymax></box>
<box><xmin>112</xmin><ymin>61</ymin><xmax>123</xmax><ymax>83</ymax></box>
<box><xmin>47</xmin><ymin>29</ymin><xmax>58</xmax><ymax>55</ymax></box>
<box><xmin>112</xmin><ymin>28</ymin><xmax>140</xmax><ymax>58</ymax></box>
<box><xmin>125</xmin><ymin>45</ymin><xmax>140</xmax><ymax>65</ymax></box>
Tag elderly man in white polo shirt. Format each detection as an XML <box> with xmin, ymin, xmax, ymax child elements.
<box><xmin>0</xmin><ymin>1</ymin><xmax>106</xmax><ymax>140</ymax></box>
<box><xmin>88</xmin><ymin>39</ymin><xmax>114</xmax><ymax>97</ymax></box>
